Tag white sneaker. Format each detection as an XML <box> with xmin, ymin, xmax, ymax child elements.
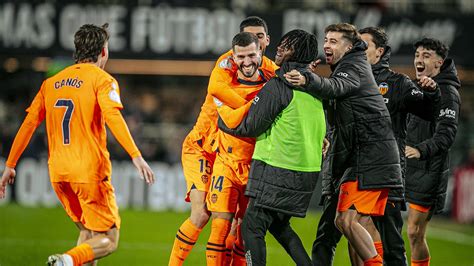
<box><xmin>46</xmin><ymin>254</ymin><xmax>66</xmax><ymax>266</ymax></box>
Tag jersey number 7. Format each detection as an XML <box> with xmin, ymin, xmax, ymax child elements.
<box><xmin>54</xmin><ymin>99</ymin><xmax>75</xmax><ymax>145</ymax></box>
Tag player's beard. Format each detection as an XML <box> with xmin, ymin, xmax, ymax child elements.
<box><xmin>239</xmin><ymin>63</ymin><xmax>258</xmax><ymax>78</ymax></box>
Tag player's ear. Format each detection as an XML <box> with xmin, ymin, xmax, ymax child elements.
<box><xmin>101</xmin><ymin>48</ymin><xmax>106</xmax><ymax>57</ymax></box>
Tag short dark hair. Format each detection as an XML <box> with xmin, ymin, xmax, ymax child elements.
<box><xmin>277</xmin><ymin>29</ymin><xmax>318</xmax><ymax>64</ymax></box>
<box><xmin>359</xmin><ymin>27</ymin><xmax>388</xmax><ymax>48</ymax></box>
<box><xmin>239</xmin><ymin>16</ymin><xmax>268</xmax><ymax>34</ymax></box>
<box><xmin>73</xmin><ymin>23</ymin><xmax>110</xmax><ymax>63</ymax></box>
<box><xmin>325</xmin><ymin>23</ymin><xmax>360</xmax><ymax>44</ymax></box>
<box><xmin>232</xmin><ymin>32</ymin><xmax>260</xmax><ymax>51</ymax></box>
<box><xmin>414</xmin><ymin>37</ymin><xmax>449</xmax><ymax>59</ymax></box>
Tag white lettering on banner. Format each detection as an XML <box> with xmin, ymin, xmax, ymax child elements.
<box><xmin>387</xmin><ymin>19</ymin><xmax>456</xmax><ymax>53</ymax></box>
<box><xmin>0</xmin><ymin>3</ymin><xmax>55</xmax><ymax>49</ymax></box>
<box><xmin>283</xmin><ymin>9</ymin><xmax>342</xmax><ymax>57</ymax></box>
<box><xmin>130</xmin><ymin>5</ymin><xmax>243</xmax><ymax>54</ymax></box>
<box><xmin>59</xmin><ymin>4</ymin><xmax>126</xmax><ymax>51</ymax></box>
<box><xmin>9</xmin><ymin>158</ymin><xmax>189</xmax><ymax>211</ymax></box>
<box><xmin>283</xmin><ymin>9</ymin><xmax>456</xmax><ymax>56</ymax></box>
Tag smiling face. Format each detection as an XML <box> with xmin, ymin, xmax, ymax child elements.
<box><xmin>275</xmin><ymin>39</ymin><xmax>295</xmax><ymax>66</ymax></box>
<box><xmin>323</xmin><ymin>31</ymin><xmax>353</xmax><ymax>65</ymax></box>
<box><xmin>233</xmin><ymin>42</ymin><xmax>261</xmax><ymax>80</ymax></box>
<box><xmin>414</xmin><ymin>46</ymin><xmax>444</xmax><ymax>79</ymax></box>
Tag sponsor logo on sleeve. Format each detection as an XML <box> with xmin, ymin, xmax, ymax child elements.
<box><xmin>213</xmin><ymin>97</ymin><xmax>223</xmax><ymax>107</ymax></box>
<box><xmin>411</xmin><ymin>89</ymin><xmax>423</xmax><ymax>96</ymax></box>
<box><xmin>336</xmin><ymin>72</ymin><xmax>349</xmax><ymax>78</ymax></box>
<box><xmin>439</xmin><ymin>108</ymin><xmax>456</xmax><ymax>119</ymax></box>
<box><xmin>109</xmin><ymin>82</ymin><xmax>121</xmax><ymax>104</ymax></box>
<box><xmin>218</xmin><ymin>57</ymin><xmax>233</xmax><ymax>69</ymax></box>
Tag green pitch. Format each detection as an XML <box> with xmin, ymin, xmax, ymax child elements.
<box><xmin>0</xmin><ymin>204</ymin><xmax>473</xmax><ymax>265</ymax></box>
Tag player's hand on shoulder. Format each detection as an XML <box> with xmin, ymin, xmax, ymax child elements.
<box><xmin>418</xmin><ymin>76</ymin><xmax>437</xmax><ymax>91</ymax></box>
<box><xmin>284</xmin><ymin>70</ymin><xmax>306</xmax><ymax>86</ymax></box>
<box><xmin>0</xmin><ymin>167</ymin><xmax>16</xmax><ymax>198</ymax></box>
<box><xmin>132</xmin><ymin>157</ymin><xmax>155</xmax><ymax>185</ymax></box>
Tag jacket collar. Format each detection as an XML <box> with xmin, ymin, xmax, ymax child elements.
<box><xmin>371</xmin><ymin>46</ymin><xmax>391</xmax><ymax>76</ymax></box>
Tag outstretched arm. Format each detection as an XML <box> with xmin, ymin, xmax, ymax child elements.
<box><xmin>1</xmin><ymin>84</ymin><xmax>46</xmax><ymax>198</ymax></box>
<box><xmin>98</xmin><ymin>79</ymin><xmax>155</xmax><ymax>184</ymax></box>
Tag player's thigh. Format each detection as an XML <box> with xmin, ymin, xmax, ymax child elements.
<box><xmin>407</xmin><ymin>205</ymin><xmax>430</xmax><ymax>229</ymax></box>
<box><xmin>182</xmin><ymin>150</ymin><xmax>215</xmax><ymax>198</ymax></box>
<box><xmin>51</xmin><ymin>182</ymin><xmax>83</xmax><ymax>223</ymax></box>
<box><xmin>206</xmin><ymin>159</ymin><xmax>241</xmax><ymax>214</ymax></box>
<box><xmin>72</xmin><ymin>180</ymin><xmax>121</xmax><ymax>232</ymax></box>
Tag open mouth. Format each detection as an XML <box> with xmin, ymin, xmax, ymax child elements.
<box><xmin>416</xmin><ymin>65</ymin><xmax>425</xmax><ymax>73</ymax></box>
<box><xmin>325</xmin><ymin>51</ymin><xmax>333</xmax><ymax>61</ymax></box>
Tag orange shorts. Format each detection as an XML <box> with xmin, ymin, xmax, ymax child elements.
<box><xmin>206</xmin><ymin>155</ymin><xmax>249</xmax><ymax>217</ymax></box>
<box><xmin>182</xmin><ymin>139</ymin><xmax>216</xmax><ymax>202</ymax></box>
<box><xmin>52</xmin><ymin>180</ymin><xmax>120</xmax><ymax>232</ymax></box>
<box><xmin>337</xmin><ymin>180</ymin><xmax>389</xmax><ymax>216</ymax></box>
<box><xmin>409</xmin><ymin>203</ymin><xmax>431</xmax><ymax>213</ymax></box>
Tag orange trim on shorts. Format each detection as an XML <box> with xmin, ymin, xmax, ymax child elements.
<box><xmin>337</xmin><ymin>180</ymin><xmax>389</xmax><ymax>216</ymax></box>
<box><xmin>409</xmin><ymin>203</ymin><xmax>431</xmax><ymax>213</ymax></box>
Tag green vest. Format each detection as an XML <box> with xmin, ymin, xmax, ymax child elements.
<box><xmin>252</xmin><ymin>90</ymin><xmax>326</xmax><ymax>172</ymax></box>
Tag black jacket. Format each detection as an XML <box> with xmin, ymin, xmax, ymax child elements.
<box><xmin>297</xmin><ymin>40</ymin><xmax>402</xmax><ymax>193</ymax></box>
<box><xmin>218</xmin><ymin>62</ymin><xmax>321</xmax><ymax>217</ymax></box>
<box><xmin>372</xmin><ymin>47</ymin><xmax>441</xmax><ymax>202</ymax></box>
<box><xmin>405</xmin><ymin>59</ymin><xmax>461</xmax><ymax>213</ymax></box>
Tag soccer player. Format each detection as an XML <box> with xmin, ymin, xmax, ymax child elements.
<box><xmin>205</xmin><ymin>32</ymin><xmax>275</xmax><ymax>266</ymax></box>
<box><xmin>284</xmin><ymin>23</ymin><xmax>402</xmax><ymax>266</ymax></box>
<box><xmin>218</xmin><ymin>29</ymin><xmax>325</xmax><ymax>266</ymax></box>
<box><xmin>168</xmin><ymin>16</ymin><xmax>277</xmax><ymax>266</ymax></box>
<box><xmin>0</xmin><ymin>23</ymin><xmax>155</xmax><ymax>266</ymax></box>
<box><xmin>405</xmin><ymin>38</ymin><xmax>461</xmax><ymax>266</ymax></box>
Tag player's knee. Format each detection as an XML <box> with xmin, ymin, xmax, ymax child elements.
<box><xmin>334</xmin><ymin>214</ymin><xmax>348</xmax><ymax>233</ymax></box>
<box><xmin>406</xmin><ymin>224</ymin><xmax>422</xmax><ymax>243</ymax></box>
<box><xmin>190</xmin><ymin>208</ymin><xmax>210</xmax><ymax>228</ymax></box>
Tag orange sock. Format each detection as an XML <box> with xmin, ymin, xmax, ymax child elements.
<box><xmin>374</xmin><ymin>241</ymin><xmax>384</xmax><ymax>259</ymax></box>
<box><xmin>411</xmin><ymin>257</ymin><xmax>430</xmax><ymax>266</ymax></box>
<box><xmin>364</xmin><ymin>254</ymin><xmax>383</xmax><ymax>266</ymax></box>
<box><xmin>169</xmin><ymin>219</ymin><xmax>202</xmax><ymax>266</ymax></box>
<box><xmin>225</xmin><ymin>233</ymin><xmax>236</xmax><ymax>265</ymax></box>
<box><xmin>65</xmin><ymin>243</ymin><xmax>95</xmax><ymax>266</ymax></box>
<box><xmin>206</xmin><ymin>218</ymin><xmax>231</xmax><ymax>266</ymax></box>
<box><xmin>231</xmin><ymin>223</ymin><xmax>246</xmax><ymax>266</ymax></box>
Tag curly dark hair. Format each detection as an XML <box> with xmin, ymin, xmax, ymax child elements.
<box><xmin>73</xmin><ymin>23</ymin><xmax>110</xmax><ymax>63</ymax></box>
<box><xmin>277</xmin><ymin>29</ymin><xmax>318</xmax><ymax>64</ymax></box>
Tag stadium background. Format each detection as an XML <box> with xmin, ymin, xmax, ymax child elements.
<box><xmin>0</xmin><ymin>0</ymin><xmax>473</xmax><ymax>265</ymax></box>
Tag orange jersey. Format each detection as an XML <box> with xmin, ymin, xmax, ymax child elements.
<box><xmin>214</xmin><ymin>73</ymin><xmax>269</xmax><ymax>164</ymax></box>
<box><xmin>6</xmin><ymin>63</ymin><xmax>141</xmax><ymax>183</ymax></box>
<box><xmin>188</xmin><ymin>49</ymin><xmax>278</xmax><ymax>154</ymax></box>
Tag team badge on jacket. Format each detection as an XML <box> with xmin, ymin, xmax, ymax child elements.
<box><xmin>378</xmin><ymin>82</ymin><xmax>389</xmax><ymax>95</ymax></box>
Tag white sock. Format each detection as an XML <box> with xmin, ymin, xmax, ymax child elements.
<box><xmin>62</xmin><ymin>254</ymin><xmax>74</xmax><ymax>266</ymax></box>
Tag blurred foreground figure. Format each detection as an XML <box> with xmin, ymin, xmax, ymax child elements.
<box><xmin>0</xmin><ymin>23</ymin><xmax>155</xmax><ymax>266</ymax></box>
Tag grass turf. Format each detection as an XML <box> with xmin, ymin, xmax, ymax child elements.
<box><xmin>0</xmin><ymin>204</ymin><xmax>473</xmax><ymax>265</ymax></box>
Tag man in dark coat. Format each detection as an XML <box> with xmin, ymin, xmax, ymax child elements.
<box><xmin>405</xmin><ymin>37</ymin><xmax>461</xmax><ymax>266</ymax></box>
<box><xmin>284</xmin><ymin>23</ymin><xmax>402</xmax><ymax>265</ymax></box>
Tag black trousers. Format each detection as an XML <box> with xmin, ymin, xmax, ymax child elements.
<box><xmin>242</xmin><ymin>197</ymin><xmax>311</xmax><ymax>266</ymax></box>
<box><xmin>312</xmin><ymin>195</ymin><xmax>407</xmax><ymax>266</ymax></box>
